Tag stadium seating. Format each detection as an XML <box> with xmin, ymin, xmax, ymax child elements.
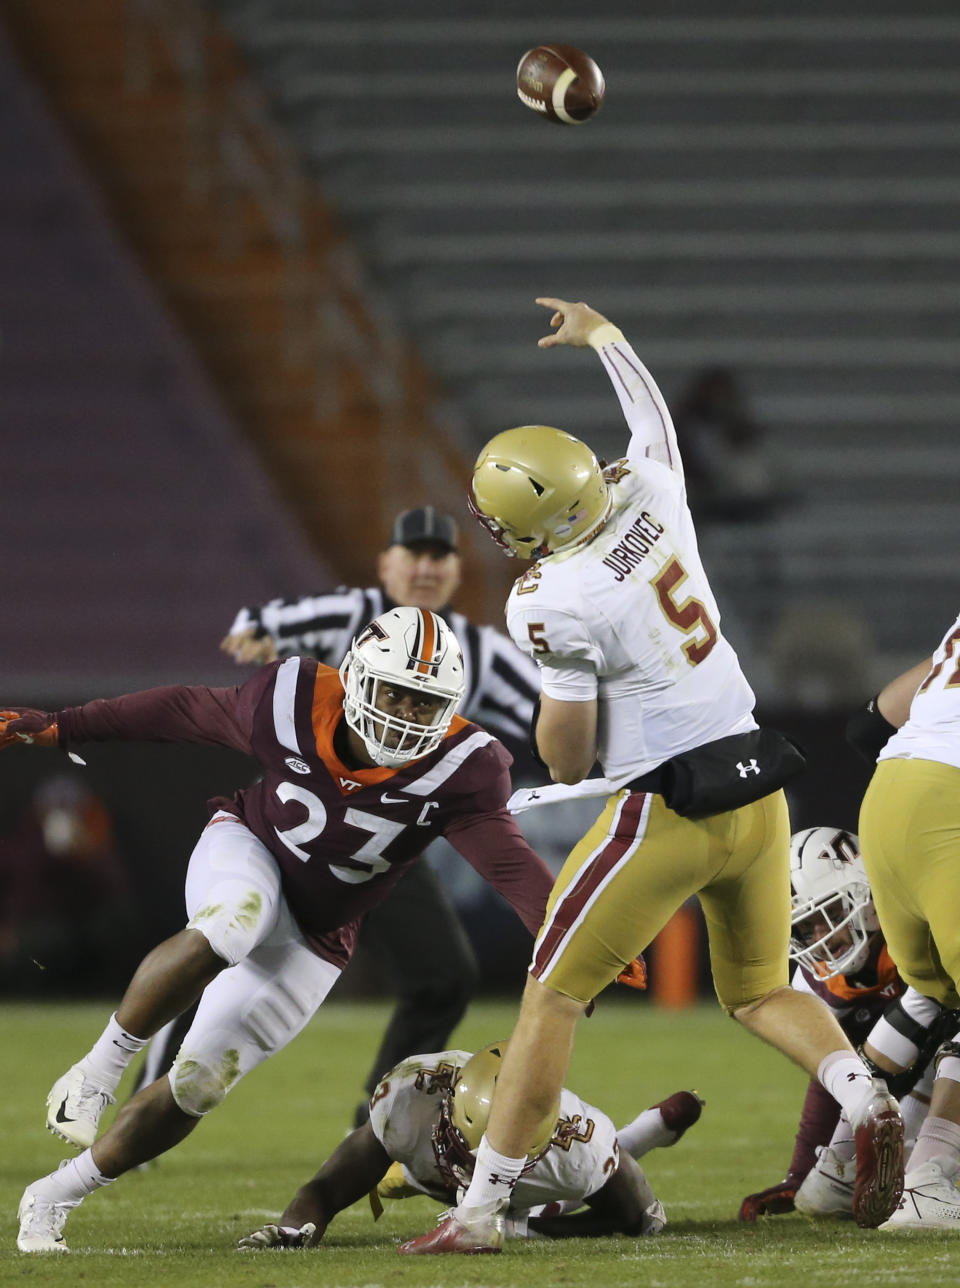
<box><xmin>0</xmin><ymin>19</ymin><xmax>328</xmax><ymax>696</ymax></box>
<box><xmin>209</xmin><ymin>0</ymin><xmax>960</xmax><ymax>690</ymax></box>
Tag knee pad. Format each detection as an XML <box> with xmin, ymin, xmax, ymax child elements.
<box><xmin>242</xmin><ymin>974</ymin><xmax>317</xmax><ymax>1053</ymax></box>
<box><xmin>186</xmin><ymin>882</ymin><xmax>272</xmax><ymax>966</ymax></box>
<box><xmin>855</xmin><ymin>1043</ymin><xmax>920</xmax><ymax>1102</ymax></box>
<box><xmin>169</xmin><ymin>1049</ymin><xmax>241</xmax><ymax>1117</ymax></box>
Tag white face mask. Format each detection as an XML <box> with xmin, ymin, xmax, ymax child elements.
<box><xmin>339</xmin><ymin>607</ymin><xmax>465</xmax><ymax>767</ymax></box>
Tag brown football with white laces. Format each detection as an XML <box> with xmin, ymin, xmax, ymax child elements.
<box><xmin>516</xmin><ymin>45</ymin><xmax>605</xmax><ymax>125</ymax></box>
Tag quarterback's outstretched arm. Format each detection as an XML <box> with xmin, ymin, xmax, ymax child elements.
<box><xmin>536</xmin><ymin>297</ymin><xmax>682</xmax><ymax>477</ymax></box>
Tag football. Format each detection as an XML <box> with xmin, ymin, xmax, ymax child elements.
<box><xmin>516</xmin><ymin>45</ymin><xmax>605</xmax><ymax>125</ymax></box>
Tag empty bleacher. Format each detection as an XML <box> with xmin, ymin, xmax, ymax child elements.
<box><xmin>0</xmin><ymin>18</ymin><xmax>327</xmax><ymax>697</ymax></box>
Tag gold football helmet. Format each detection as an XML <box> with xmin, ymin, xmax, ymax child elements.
<box><xmin>448</xmin><ymin>1041</ymin><xmax>557</xmax><ymax>1157</ymax></box>
<box><xmin>469</xmin><ymin>425</ymin><xmax>612</xmax><ymax>558</ymax></box>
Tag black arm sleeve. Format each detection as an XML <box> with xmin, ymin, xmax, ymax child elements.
<box><xmin>846</xmin><ymin>695</ymin><xmax>897</xmax><ymax>765</ymax></box>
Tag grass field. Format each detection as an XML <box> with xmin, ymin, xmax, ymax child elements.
<box><xmin>1</xmin><ymin>996</ymin><xmax>954</xmax><ymax>1287</ymax></box>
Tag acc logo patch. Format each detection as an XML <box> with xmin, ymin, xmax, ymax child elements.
<box><xmin>284</xmin><ymin>755</ymin><xmax>311</xmax><ymax>775</ymax></box>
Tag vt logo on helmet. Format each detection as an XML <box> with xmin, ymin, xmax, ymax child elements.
<box><xmin>469</xmin><ymin>425</ymin><xmax>613</xmax><ymax>559</ymax></box>
<box><xmin>339</xmin><ymin>607</ymin><xmax>466</xmax><ymax>768</ymax></box>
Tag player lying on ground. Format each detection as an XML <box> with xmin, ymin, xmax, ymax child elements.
<box><xmin>239</xmin><ymin>1040</ymin><xmax>703</xmax><ymax>1248</ymax></box>
<box><xmin>739</xmin><ymin>826</ymin><xmax>956</xmax><ymax>1225</ymax></box>
<box><xmin>2</xmin><ymin>606</ymin><xmax>559</xmax><ymax>1254</ymax></box>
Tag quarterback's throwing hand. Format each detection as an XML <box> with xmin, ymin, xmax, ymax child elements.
<box><xmin>535</xmin><ymin>297</ymin><xmax>611</xmax><ymax>349</ymax></box>
<box><xmin>237</xmin><ymin>1221</ymin><xmax>317</xmax><ymax>1250</ymax></box>
<box><xmin>0</xmin><ymin>709</ymin><xmax>59</xmax><ymax>751</ymax></box>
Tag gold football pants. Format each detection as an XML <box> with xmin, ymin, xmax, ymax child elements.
<box><xmin>859</xmin><ymin>757</ymin><xmax>960</xmax><ymax>1009</ymax></box>
<box><xmin>530</xmin><ymin>787</ymin><xmax>791</xmax><ymax>1011</ymax></box>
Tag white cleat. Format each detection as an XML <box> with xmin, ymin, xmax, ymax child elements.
<box><xmin>794</xmin><ymin>1145</ymin><xmax>855</xmax><ymax>1219</ymax></box>
<box><xmin>46</xmin><ymin>1063</ymin><xmax>115</xmax><ymax>1149</ymax></box>
<box><xmin>880</xmin><ymin>1156</ymin><xmax>960</xmax><ymax>1230</ymax></box>
<box><xmin>16</xmin><ymin>1184</ymin><xmax>73</xmax><ymax>1253</ymax></box>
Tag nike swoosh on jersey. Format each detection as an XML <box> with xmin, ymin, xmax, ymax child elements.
<box><xmin>381</xmin><ymin>794</ymin><xmax>408</xmax><ymax>805</ymax></box>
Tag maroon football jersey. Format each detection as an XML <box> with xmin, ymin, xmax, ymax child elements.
<box><xmin>57</xmin><ymin>658</ymin><xmax>553</xmax><ymax>960</ymax></box>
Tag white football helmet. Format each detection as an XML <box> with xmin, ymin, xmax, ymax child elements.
<box><xmin>789</xmin><ymin>826</ymin><xmax>879</xmax><ymax>979</ymax></box>
<box><xmin>339</xmin><ymin>606</ymin><xmax>465</xmax><ymax>768</ymax></box>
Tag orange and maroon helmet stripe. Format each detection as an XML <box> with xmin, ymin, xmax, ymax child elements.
<box><xmin>409</xmin><ymin>608</ymin><xmax>440</xmax><ymax>676</ymax></box>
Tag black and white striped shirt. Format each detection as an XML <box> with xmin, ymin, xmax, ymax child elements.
<box><xmin>228</xmin><ymin>587</ymin><xmax>540</xmax><ymax>746</ymax></box>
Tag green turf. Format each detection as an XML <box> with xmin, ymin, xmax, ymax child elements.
<box><xmin>1</xmin><ymin>997</ymin><xmax>955</xmax><ymax>1286</ymax></box>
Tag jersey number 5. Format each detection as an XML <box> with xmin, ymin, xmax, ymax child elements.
<box><xmin>652</xmin><ymin>556</ymin><xmax>717</xmax><ymax>666</ymax></box>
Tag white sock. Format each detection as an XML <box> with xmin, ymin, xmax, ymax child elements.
<box><xmin>460</xmin><ymin>1135</ymin><xmax>525</xmax><ymax>1219</ymax></box>
<box><xmin>617</xmin><ymin>1107</ymin><xmax>675</xmax><ymax>1157</ymax></box>
<box><xmin>38</xmin><ymin>1151</ymin><xmax>115</xmax><ymax>1205</ymax></box>
<box><xmin>83</xmin><ymin>1013</ymin><xmax>149</xmax><ymax>1091</ymax></box>
<box><xmin>902</xmin><ymin>1091</ymin><xmax>930</xmax><ymax>1161</ymax></box>
<box><xmin>818</xmin><ymin>1051</ymin><xmax>874</xmax><ymax>1116</ymax></box>
<box><xmin>907</xmin><ymin>1114</ymin><xmax>960</xmax><ymax>1172</ymax></box>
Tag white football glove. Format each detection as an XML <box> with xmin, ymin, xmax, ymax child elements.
<box><xmin>237</xmin><ymin>1221</ymin><xmax>316</xmax><ymax>1250</ymax></box>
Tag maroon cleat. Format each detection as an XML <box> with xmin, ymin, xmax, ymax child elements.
<box><xmin>653</xmin><ymin>1090</ymin><xmax>705</xmax><ymax>1142</ymax></box>
<box><xmin>850</xmin><ymin>1080</ymin><xmax>905</xmax><ymax>1228</ymax></box>
<box><xmin>398</xmin><ymin>1208</ymin><xmax>504</xmax><ymax>1255</ymax></box>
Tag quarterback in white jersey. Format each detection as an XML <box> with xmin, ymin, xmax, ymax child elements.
<box><xmin>504</xmin><ymin>336</ymin><xmax>756</xmax><ymax>787</ymax></box>
<box><xmin>238</xmin><ymin>1043</ymin><xmax>704</xmax><ymax>1249</ymax></box>
<box><xmin>400</xmin><ymin>296</ymin><xmax>904</xmax><ymax>1256</ymax></box>
<box><xmin>857</xmin><ymin>614</ymin><xmax>960</xmax><ymax>1228</ymax></box>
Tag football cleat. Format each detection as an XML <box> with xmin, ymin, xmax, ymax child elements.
<box><xmin>398</xmin><ymin>1207</ymin><xmax>504</xmax><ymax>1255</ymax></box>
<box><xmin>16</xmin><ymin>1183</ymin><xmax>74</xmax><ymax>1253</ymax></box>
<box><xmin>879</xmin><ymin>1156</ymin><xmax>960</xmax><ymax>1230</ymax></box>
<box><xmin>46</xmin><ymin>1063</ymin><xmax>115</xmax><ymax>1150</ymax></box>
<box><xmin>653</xmin><ymin>1090</ymin><xmax>704</xmax><ymax>1143</ymax></box>
<box><xmin>794</xmin><ymin>1146</ymin><xmax>855</xmax><ymax>1219</ymax></box>
<box><xmin>850</xmin><ymin>1079</ymin><xmax>904</xmax><ymax>1228</ymax></box>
